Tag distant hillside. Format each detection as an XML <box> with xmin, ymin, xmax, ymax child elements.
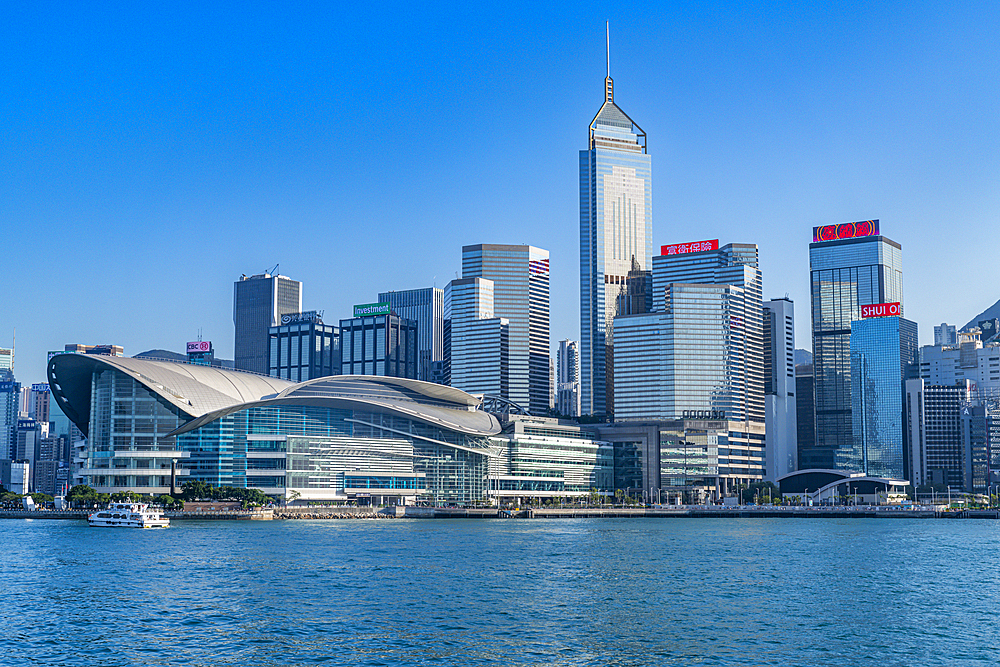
<box><xmin>963</xmin><ymin>297</ymin><xmax>1000</xmax><ymax>331</ymax></box>
<box><xmin>794</xmin><ymin>349</ymin><xmax>812</xmax><ymax>366</ymax></box>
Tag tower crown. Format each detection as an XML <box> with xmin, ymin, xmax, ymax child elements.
<box><xmin>589</xmin><ymin>23</ymin><xmax>645</xmax><ymax>152</ymax></box>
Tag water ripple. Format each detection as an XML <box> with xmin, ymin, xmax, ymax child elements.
<box><xmin>2</xmin><ymin>518</ymin><xmax>1000</xmax><ymax>665</ymax></box>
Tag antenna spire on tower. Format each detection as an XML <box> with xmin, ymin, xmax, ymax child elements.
<box><xmin>606</xmin><ymin>21</ymin><xmax>610</xmax><ymax>78</ymax></box>
<box><xmin>604</xmin><ymin>22</ymin><xmax>613</xmax><ymax>103</ymax></box>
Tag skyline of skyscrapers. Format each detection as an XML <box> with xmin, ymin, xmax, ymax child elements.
<box><xmin>234</xmin><ymin>272</ymin><xmax>302</xmax><ymax>375</ymax></box>
<box><xmin>580</xmin><ymin>62</ymin><xmax>652</xmax><ymax>417</ymax></box>
<box><xmin>10</xmin><ymin>40</ymin><xmax>993</xmax><ymax>503</ymax></box>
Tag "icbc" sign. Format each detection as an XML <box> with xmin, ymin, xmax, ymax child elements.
<box><xmin>861</xmin><ymin>302</ymin><xmax>901</xmax><ymax>318</ymax></box>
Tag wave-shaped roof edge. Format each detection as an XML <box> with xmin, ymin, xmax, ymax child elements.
<box><xmin>276</xmin><ymin>374</ymin><xmax>482</xmax><ymax>407</ymax></box>
<box><xmin>48</xmin><ymin>354</ymin><xmax>296</xmax><ymax>437</ymax></box>
<box><xmin>48</xmin><ymin>355</ymin><xmax>498</xmax><ymax>443</ymax></box>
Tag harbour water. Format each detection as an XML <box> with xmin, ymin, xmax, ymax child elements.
<box><xmin>3</xmin><ymin>518</ymin><xmax>999</xmax><ymax>666</ymax></box>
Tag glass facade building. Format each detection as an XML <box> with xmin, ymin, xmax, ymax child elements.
<box><xmin>616</xmin><ymin>243</ymin><xmax>764</xmax><ymax>426</ymax></box>
<box><xmin>1</xmin><ymin>378</ymin><xmax>22</xmax><ymax>460</ymax></box>
<box><xmin>848</xmin><ymin>315</ymin><xmax>918</xmax><ymax>479</ymax></box>
<box><xmin>809</xmin><ymin>231</ymin><xmax>903</xmax><ymax>470</ymax></box>
<box><xmin>49</xmin><ymin>355</ymin><xmax>501</xmax><ymax>504</ymax></box>
<box><xmin>339</xmin><ymin>314</ymin><xmax>418</xmax><ymax>379</ymax></box>
<box><xmin>234</xmin><ymin>273</ymin><xmax>302</xmax><ymax>375</ymax></box>
<box><xmin>462</xmin><ymin>244</ymin><xmax>549</xmax><ymax>415</ymax></box>
<box><xmin>488</xmin><ymin>416</ymin><xmax>613</xmax><ymax>498</ymax></box>
<box><xmin>556</xmin><ymin>340</ymin><xmax>581</xmax><ymax>417</ymax></box>
<box><xmin>75</xmin><ymin>370</ymin><xmax>188</xmax><ymax>494</ymax></box>
<box><xmin>580</xmin><ymin>71</ymin><xmax>652</xmax><ymax>417</ymax></box>
<box><xmin>268</xmin><ymin>317</ymin><xmax>339</xmax><ymax>382</ymax></box>
<box><xmin>378</xmin><ymin>288</ymin><xmax>444</xmax><ymax>383</ymax></box>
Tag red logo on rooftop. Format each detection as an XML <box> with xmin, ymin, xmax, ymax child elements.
<box><xmin>813</xmin><ymin>220</ymin><xmax>879</xmax><ymax>243</ymax></box>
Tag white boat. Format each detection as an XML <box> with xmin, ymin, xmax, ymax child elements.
<box><xmin>88</xmin><ymin>502</ymin><xmax>170</xmax><ymax>528</ymax></box>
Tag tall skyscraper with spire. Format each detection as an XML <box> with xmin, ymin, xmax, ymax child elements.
<box><xmin>580</xmin><ymin>26</ymin><xmax>652</xmax><ymax>416</ymax></box>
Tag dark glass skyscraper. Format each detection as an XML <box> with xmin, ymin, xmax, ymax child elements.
<box><xmin>234</xmin><ymin>272</ymin><xmax>302</xmax><ymax>375</ymax></box>
<box><xmin>269</xmin><ymin>314</ymin><xmax>339</xmax><ymax>382</ymax></box>
<box><xmin>580</xmin><ymin>54</ymin><xmax>652</xmax><ymax>417</ymax></box>
<box><xmin>339</xmin><ymin>313</ymin><xmax>418</xmax><ymax>380</ymax></box>
<box><xmin>808</xmin><ymin>221</ymin><xmax>902</xmax><ymax>470</ymax></box>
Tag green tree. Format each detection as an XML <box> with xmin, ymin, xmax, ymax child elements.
<box><xmin>67</xmin><ymin>484</ymin><xmax>100</xmax><ymax>507</ymax></box>
<box><xmin>740</xmin><ymin>481</ymin><xmax>780</xmax><ymax>504</ymax></box>
<box><xmin>180</xmin><ymin>480</ymin><xmax>211</xmax><ymax>501</ymax></box>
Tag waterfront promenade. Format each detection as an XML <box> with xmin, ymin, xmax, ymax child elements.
<box><xmin>6</xmin><ymin>504</ymin><xmax>1000</xmax><ymax>520</ymax></box>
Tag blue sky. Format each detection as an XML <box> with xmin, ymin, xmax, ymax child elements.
<box><xmin>3</xmin><ymin>1</ymin><xmax>998</xmax><ymax>386</ymax></box>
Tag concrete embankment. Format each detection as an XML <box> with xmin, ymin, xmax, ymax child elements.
<box><xmin>7</xmin><ymin>506</ymin><xmax>1000</xmax><ymax>521</ymax></box>
<box><xmin>0</xmin><ymin>509</ymin><xmax>275</xmax><ymax>521</ymax></box>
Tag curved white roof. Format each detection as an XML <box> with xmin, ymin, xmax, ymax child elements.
<box><xmin>49</xmin><ymin>355</ymin><xmax>500</xmax><ymax>440</ymax></box>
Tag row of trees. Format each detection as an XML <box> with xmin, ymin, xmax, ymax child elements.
<box><xmin>178</xmin><ymin>481</ymin><xmax>271</xmax><ymax>508</ymax></box>
<box><xmin>64</xmin><ymin>482</ymin><xmax>273</xmax><ymax>509</ymax></box>
<box><xmin>0</xmin><ymin>484</ymin><xmax>57</xmax><ymax>508</ymax></box>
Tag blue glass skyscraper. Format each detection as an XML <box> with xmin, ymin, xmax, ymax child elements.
<box><xmin>580</xmin><ymin>43</ymin><xmax>652</xmax><ymax>416</ymax></box>
<box><xmin>849</xmin><ymin>315</ymin><xmax>918</xmax><ymax>479</ymax></box>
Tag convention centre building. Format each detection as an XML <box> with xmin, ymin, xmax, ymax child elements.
<box><xmin>48</xmin><ymin>354</ymin><xmax>613</xmax><ymax>505</ymax></box>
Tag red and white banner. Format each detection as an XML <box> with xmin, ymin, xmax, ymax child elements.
<box><xmin>861</xmin><ymin>302</ymin><xmax>901</xmax><ymax>318</ymax></box>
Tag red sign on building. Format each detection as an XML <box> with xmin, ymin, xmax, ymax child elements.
<box><xmin>812</xmin><ymin>219</ymin><xmax>879</xmax><ymax>243</ymax></box>
<box><xmin>660</xmin><ymin>239</ymin><xmax>719</xmax><ymax>256</ymax></box>
<box><xmin>861</xmin><ymin>302</ymin><xmax>901</xmax><ymax>318</ymax></box>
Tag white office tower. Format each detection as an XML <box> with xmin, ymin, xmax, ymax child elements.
<box><xmin>920</xmin><ymin>331</ymin><xmax>1000</xmax><ymax>401</ymax></box>
<box><xmin>446</xmin><ymin>278</ymin><xmax>510</xmax><ymax>400</ymax></box>
<box><xmin>557</xmin><ymin>340</ymin><xmax>581</xmax><ymax>417</ymax></box>
<box><xmin>763</xmin><ymin>298</ymin><xmax>797</xmax><ymax>480</ymax></box>
<box><xmin>462</xmin><ymin>244</ymin><xmax>550</xmax><ymax>415</ymax></box>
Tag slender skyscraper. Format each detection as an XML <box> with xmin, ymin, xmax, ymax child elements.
<box><xmin>557</xmin><ymin>340</ymin><xmax>581</xmax><ymax>417</ymax></box>
<box><xmin>580</xmin><ymin>26</ymin><xmax>652</xmax><ymax>416</ymax></box>
<box><xmin>763</xmin><ymin>298</ymin><xmax>798</xmax><ymax>480</ymax></box>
